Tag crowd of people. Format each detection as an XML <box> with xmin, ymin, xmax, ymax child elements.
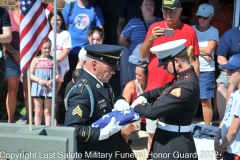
<box><xmin>0</xmin><ymin>0</ymin><xmax>240</xmax><ymax>159</ymax></box>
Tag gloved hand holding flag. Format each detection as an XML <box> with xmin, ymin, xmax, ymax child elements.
<box><xmin>92</xmin><ymin>108</ymin><xmax>140</xmax><ymax>129</ymax></box>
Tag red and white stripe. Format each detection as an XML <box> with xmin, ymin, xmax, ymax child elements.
<box><xmin>20</xmin><ymin>1</ymin><xmax>53</xmax><ymax>74</ymax></box>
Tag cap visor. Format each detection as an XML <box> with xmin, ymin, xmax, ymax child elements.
<box><xmin>219</xmin><ymin>64</ymin><xmax>239</xmax><ymax>70</ymax></box>
<box><xmin>196</xmin><ymin>11</ymin><xmax>209</xmax><ymax>17</ymax></box>
<box><xmin>162</xmin><ymin>6</ymin><xmax>176</xmax><ymax>10</ymax></box>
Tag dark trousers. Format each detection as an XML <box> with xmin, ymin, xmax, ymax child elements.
<box><xmin>64</xmin><ymin>54</ymin><xmax>79</xmax><ymax>83</ymax></box>
<box><xmin>0</xmin><ymin>56</ymin><xmax>5</xmax><ymax>92</ymax></box>
<box><xmin>223</xmin><ymin>152</ymin><xmax>235</xmax><ymax>160</ymax></box>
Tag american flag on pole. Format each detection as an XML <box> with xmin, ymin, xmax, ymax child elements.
<box><xmin>92</xmin><ymin>109</ymin><xmax>140</xmax><ymax>129</ymax></box>
<box><xmin>20</xmin><ymin>0</ymin><xmax>53</xmax><ymax>74</ymax></box>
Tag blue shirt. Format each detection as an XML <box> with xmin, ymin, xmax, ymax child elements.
<box><xmin>217</xmin><ymin>26</ymin><xmax>240</xmax><ymax>59</ymax></box>
<box><xmin>0</xmin><ymin>7</ymin><xmax>11</xmax><ymax>50</ymax></box>
<box><xmin>62</xmin><ymin>2</ymin><xmax>105</xmax><ymax>54</ymax></box>
<box><xmin>122</xmin><ymin>17</ymin><xmax>162</xmax><ymax>64</ymax></box>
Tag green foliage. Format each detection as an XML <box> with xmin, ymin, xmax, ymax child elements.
<box><xmin>0</xmin><ymin>100</ymin><xmax>26</xmax><ymax>121</ymax></box>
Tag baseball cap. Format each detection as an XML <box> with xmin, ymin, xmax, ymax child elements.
<box><xmin>85</xmin><ymin>44</ymin><xmax>123</xmax><ymax>71</ymax></box>
<box><xmin>219</xmin><ymin>54</ymin><xmax>240</xmax><ymax>70</ymax></box>
<box><xmin>196</xmin><ymin>3</ymin><xmax>214</xmax><ymax>17</ymax></box>
<box><xmin>162</xmin><ymin>0</ymin><xmax>181</xmax><ymax>10</ymax></box>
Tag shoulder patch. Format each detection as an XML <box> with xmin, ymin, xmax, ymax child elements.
<box><xmin>170</xmin><ymin>88</ymin><xmax>182</xmax><ymax>98</ymax></box>
<box><xmin>72</xmin><ymin>105</ymin><xmax>83</xmax><ymax>117</ymax></box>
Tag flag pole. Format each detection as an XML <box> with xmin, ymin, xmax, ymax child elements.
<box><xmin>27</xmin><ymin>67</ymin><xmax>33</xmax><ymax>131</ymax></box>
<box><xmin>51</xmin><ymin>0</ymin><xmax>57</xmax><ymax>126</ymax></box>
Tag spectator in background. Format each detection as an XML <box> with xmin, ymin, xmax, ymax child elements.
<box><xmin>48</xmin><ymin>10</ymin><xmax>71</xmax><ymax>125</ymax></box>
<box><xmin>119</xmin><ymin>0</ymin><xmax>161</xmax><ymax>81</ymax></box>
<box><xmin>76</xmin><ymin>26</ymin><xmax>103</xmax><ymax>69</ymax></box>
<box><xmin>117</xmin><ymin>0</ymin><xmax>141</xmax><ymax>91</ymax></box>
<box><xmin>214</xmin><ymin>54</ymin><xmax>240</xmax><ymax>160</ymax></box>
<box><xmin>30</xmin><ymin>38</ymin><xmax>59</xmax><ymax>126</ymax></box>
<box><xmin>48</xmin><ymin>10</ymin><xmax>71</xmax><ymax>97</ymax></box>
<box><xmin>192</xmin><ymin>4</ymin><xmax>219</xmax><ymax>124</ymax></box>
<box><xmin>117</xmin><ymin>0</ymin><xmax>162</xmax><ymax>91</ymax></box>
<box><xmin>189</xmin><ymin>0</ymin><xmax>232</xmax><ymax>37</ymax></box>
<box><xmin>62</xmin><ymin>0</ymin><xmax>105</xmax><ymax>83</ymax></box>
<box><xmin>215</xmin><ymin>26</ymin><xmax>240</xmax><ymax>121</ymax></box>
<box><xmin>189</xmin><ymin>0</ymin><xmax>233</xmax><ymax>123</ymax></box>
<box><xmin>140</xmin><ymin>0</ymin><xmax>200</xmax><ymax>92</ymax></box>
<box><xmin>2</xmin><ymin>1</ymin><xmax>29</xmax><ymax>123</ymax></box>
<box><xmin>121</xmin><ymin>61</ymin><xmax>148</xmax><ymax>145</ymax></box>
<box><xmin>117</xmin><ymin>0</ymin><xmax>141</xmax><ymax>38</ymax></box>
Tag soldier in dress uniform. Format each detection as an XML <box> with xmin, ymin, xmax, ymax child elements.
<box><xmin>64</xmin><ymin>44</ymin><xmax>135</xmax><ymax>160</ymax></box>
<box><xmin>131</xmin><ymin>39</ymin><xmax>200</xmax><ymax>160</ymax></box>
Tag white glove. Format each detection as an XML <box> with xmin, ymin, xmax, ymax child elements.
<box><xmin>98</xmin><ymin>117</ymin><xmax>122</xmax><ymax>140</ymax></box>
<box><xmin>113</xmin><ymin>99</ymin><xmax>130</xmax><ymax>111</ymax></box>
<box><xmin>131</xmin><ymin>96</ymin><xmax>148</xmax><ymax>107</ymax></box>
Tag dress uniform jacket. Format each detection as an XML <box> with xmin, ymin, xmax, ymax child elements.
<box><xmin>134</xmin><ymin>67</ymin><xmax>200</xmax><ymax>160</ymax></box>
<box><xmin>64</xmin><ymin>69</ymin><xmax>135</xmax><ymax>160</ymax></box>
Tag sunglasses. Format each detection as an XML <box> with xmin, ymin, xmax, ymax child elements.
<box><xmin>197</xmin><ymin>16</ymin><xmax>208</xmax><ymax>20</ymax></box>
<box><xmin>137</xmin><ymin>61</ymin><xmax>148</xmax><ymax>68</ymax></box>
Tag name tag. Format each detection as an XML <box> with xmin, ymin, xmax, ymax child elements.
<box><xmin>99</xmin><ymin>102</ymin><xmax>107</xmax><ymax>109</ymax></box>
<box><xmin>0</xmin><ymin>51</ymin><xmax>2</xmax><ymax>58</ymax></box>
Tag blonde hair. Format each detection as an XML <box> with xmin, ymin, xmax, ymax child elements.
<box><xmin>175</xmin><ymin>45</ymin><xmax>194</xmax><ymax>63</ymax></box>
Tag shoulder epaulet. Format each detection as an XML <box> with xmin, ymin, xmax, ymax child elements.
<box><xmin>65</xmin><ymin>78</ymin><xmax>88</xmax><ymax>110</ymax></box>
<box><xmin>65</xmin><ymin>78</ymin><xmax>95</xmax><ymax>118</ymax></box>
<box><xmin>75</xmin><ymin>78</ymin><xmax>88</xmax><ymax>93</ymax></box>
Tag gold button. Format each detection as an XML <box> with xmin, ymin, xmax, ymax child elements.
<box><xmin>185</xmin><ymin>76</ymin><xmax>188</xmax><ymax>79</ymax></box>
<box><xmin>96</xmin><ymin>84</ymin><xmax>101</xmax><ymax>88</ymax></box>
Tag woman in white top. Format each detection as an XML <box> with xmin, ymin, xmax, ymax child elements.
<box><xmin>48</xmin><ymin>10</ymin><xmax>72</xmax><ymax>94</ymax></box>
<box><xmin>48</xmin><ymin>10</ymin><xmax>72</xmax><ymax>125</ymax></box>
<box><xmin>192</xmin><ymin>3</ymin><xmax>219</xmax><ymax>125</ymax></box>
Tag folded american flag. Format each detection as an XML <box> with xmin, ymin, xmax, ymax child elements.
<box><xmin>92</xmin><ymin>108</ymin><xmax>140</xmax><ymax>129</ymax></box>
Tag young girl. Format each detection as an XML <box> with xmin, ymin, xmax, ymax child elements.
<box><xmin>48</xmin><ymin>10</ymin><xmax>71</xmax><ymax>125</ymax></box>
<box><xmin>30</xmin><ymin>38</ymin><xmax>59</xmax><ymax>126</ymax></box>
<box><xmin>48</xmin><ymin>10</ymin><xmax>71</xmax><ymax>94</ymax></box>
<box><xmin>76</xmin><ymin>26</ymin><xmax>104</xmax><ymax>69</ymax></box>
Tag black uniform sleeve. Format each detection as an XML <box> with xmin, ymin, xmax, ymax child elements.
<box><xmin>134</xmin><ymin>85</ymin><xmax>193</xmax><ymax>120</ymax></box>
<box><xmin>64</xmin><ymin>85</ymin><xmax>100</xmax><ymax>144</ymax></box>
<box><xmin>141</xmin><ymin>81</ymin><xmax>173</xmax><ymax>103</ymax></box>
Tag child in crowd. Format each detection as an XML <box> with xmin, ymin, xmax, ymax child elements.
<box><xmin>30</xmin><ymin>38</ymin><xmax>59</xmax><ymax>126</ymax></box>
<box><xmin>214</xmin><ymin>54</ymin><xmax>240</xmax><ymax>160</ymax></box>
<box><xmin>48</xmin><ymin>10</ymin><xmax>71</xmax><ymax>94</ymax></box>
<box><xmin>48</xmin><ymin>10</ymin><xmax>71</xmax><ymax>125</ymax></box>
<box><xmin>76</xmin><ymin>26</ymin><xmax>104</xmax><ymax>69</ymax></box>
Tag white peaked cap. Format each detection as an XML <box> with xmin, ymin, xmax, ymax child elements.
<box><xmin>150</xmin><ymin>39</ymin><xmax>187</xmax><ymax>60</ymax></box>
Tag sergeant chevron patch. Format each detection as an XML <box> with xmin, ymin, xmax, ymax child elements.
<box><xmin>72</xmin><ymin>105</ymin><xmax>83</xmax><ymax>117</ymax></box>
